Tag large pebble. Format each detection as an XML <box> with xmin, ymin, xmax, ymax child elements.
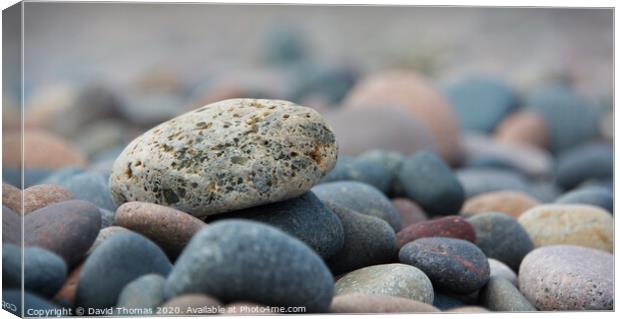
<box><xmin>461</xmin><ymin>190</ymin><xmax>539</xmax><ymax>219</ymax></box>
<box><xmin>488</xmin><ymin>258</ymin><xmax>518</xmax><ymax>287</ymax></box>
<box><xmin>164</xmin><ymin>220</ymin><xmax>334</xmax><ymax>312</ymax></box>
<box><xmin>3</xmin><ymin>244</ymin><xmax>67</xmax><ymax>298</ymax></box>
<box><xmin>399</xmin><ymin>237</ymin><xmax>489</xmax><ymax>294</ymax></box>
<box><xmin>518</xmin><ymin>204</ymin><xmax>613</xmax><ymax>252</ymax></box>
<box><xmin>391</xmin><ymin>198</ymin><xmax>428</xmax><ymax>228</ymax></box>
<box><xmin>395</xmin><ymin>151</ymin><xmax>464</xmax><ymax>216</ymax></box>
<box><xmin>480</xmin><ymin>277</ymin><xmax>536</xmax><ymax>311</ymax></box>
<box><xmin>24</xmin><ymin>200</ymin><xmax>101</xmax><ymax>267</ymax></box>
<box><xmin>519</xmin><ymin>245</ymin><xmax>613</xmax><ymax>310</ymax></box>
<box><xmin>343</xmin><ymin>70</ymin><xmax>462</xmax><ymax>164</ymax></box>
<box><xmin>334</xmin><ymin>263</ymin><xmax>433</xmax><ymax>304</ymax></box>
<box><xmin>117</xmin><ymin>274</ymin><xmax>166</xmax><ymax>310</ymax></box>
<box><xmin>76</xmin><ymin>232</ymin><xmax>172</xmax><ymax>308</ymax></box>
<box><xmin>324</xmin><ymin>202</ymin><xmax>396</xmax><ymax>275</ymax></box>
<box><xmin>59</xmin><ymin>171</ymin><xmax>118</xmax><ymax>211</ymax></box>
<box><xmin>495</xmin><ymin>110</ymin><xmax>549</xmax><ymax>149</ymax></box>
<box><xmin>396</xmin><ymin>216</ymin><xmax>475</xmax><ymax>249</ymax></box>
<box><xmin>467</xmin><ymin>212</ymin><xmax>533</xmax><ymax>270</ymax></box>
<box><xmin>555</xmin><ymin>186</ymin><xmax>613</xmax><ymax>213</ymax></box>
<box><xmin>312</xmin><ymin>181</ymin><xmax>401</xmax><ymax>231</ymax></box>
<box><xmin>109</xmin><ymin>99</ymin><xmax>337</xmax><ymax>218</ymax></box>
<box><xmin>555</xmin><ymin>142</ymin><xmax>613</xmax><ymax>190</ymax></box>
<box><xmin>115</xmin><ymin>202</ymin><xmax>206</xmax><ymax>259</ymax></box>
<box><xmin>330</xmin><ymin>294</ymin><xmax>439</xmax><ymax>313</ymax></box>
<box><xmin>18</xmin><ymin>184</ymin><xmax>74</xmax><ymax>214</ymax></box>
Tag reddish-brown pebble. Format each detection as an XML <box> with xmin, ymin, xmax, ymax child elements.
<box><xmin>391</xmin><ymin>198</ymin><xmax>428</xmax><ymax>228</ymax></box>
<box><xmin>330</xmin><ymin>293</ymin><xmax>439</xmax><ymax>313</ymax></box>
<box><xmin>22</xmin><ymin>184</ymin><xmax>74</xmax><ymax>214</ymax></box>
<box><xmin>3</xmin><ymin>129</ymin><xmax>86</xmax><ymax>169</ymax></box>
<box><xmin>54</xmin><ymin>261</ymin><xmax>84</xmax><ymax>304</ymax></box>
<box><xmin>396</xmin><ymin>216</ymin><xmax>476</xmax><ymax>249</ymax></box>
<box><xmin>2</xmin><ymin>183</ymin><xmax>21</xmax><ymax>213</ymax></box>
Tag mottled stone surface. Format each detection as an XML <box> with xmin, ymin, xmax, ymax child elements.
<box><xmin>330</xmin><ymin>294</ymin><xmax>439</xmax><ymax>313</ymax></box>
<box><xmin>480</xmin><ymin>277</ymin><xmax>535</xmax><ymax>311</ymax></box>
<box><xmin>461</xmin><ymin>190</ymin><xmax>539</xmax><ymax>219</ymax></box>
<box><xmin>324</xmin><ymin>202</ymin><xmax>396</xmax><ymax>275</ymax></box>
<box><xmin>115</xmin><ymin>202</ymin><xmax>206</xmax><ymax>259</ymax></box>
<box><xmin>110</xmin><ymin>99</ymin><xmax>337</xmax><ymax>218</ymax></box>
<box><xmin>555</xmin><ymin>186</ymin><xmax>613</xmax><ymax>213</ymax></box>
<box><xmin>313</xmin><ymin>181</ymin><xmax>401</xmax><ymax>231</ymax></box>
<box><xmin>334</xmin><ymin>263</ymin><xmax>434</xmax><ymax>304</ymax></box>
<box><xmin>468</xmin><ymin>212</ymin><xmax>533</xmax><ymax>270</ymax></box>
<box><xmin>211</xmin><ymin>192</ymin><xmax>344</xmax><ymax>259</ymax></box>
<box><xmin>391</xmin><ymin>198</ymin><xmax>428</xmax><ymax>228</ymax></box>
<box><xmin>117</xmin><ymin>274</ymin><xmax>166</xmax><ymax>310</ymax></box>
<box><xmin>19</xmin><ymin>184</ymin><xmax>75</xmax><ymax>214</ymax></box>
<box><xmin>399</xmin><ymin>237</ymin><xmax>490</xmax><ymax>294</ymax></box>
<box><xmin>24</xmin><ymin>200</ymin><xmax>102</xmax><ymax>267</ymax></box>
<box><xmin>76</xmin><ymin>232</ymin><xmax>172</xmax><ymax>309</ymax></box>
<box><xmin>518</xmin><ymin>204</ymin><xmax>613</xmax><ymax>252</ymax></box>
<box><xmin>164</xmin><ymin>220</ymin><xmax>334</xmax><ymax>312</ymax></box>
<box><xmin>396</xmin><ymin>216</ymin><xmax>475</xmax><ymax>249</ymax></box>
<box><xmin>519</xmin><ymin>245</ymin><xmax>613</xmax><ymax>310</ymax></box>
<box><xmin>2</xmin><ymin>183</ymin><xmax>21</xmax><ymax>212</ymax></box>
<box><xmin>396</xmin><ymin>151</ymin><xmax>464</xmax><ymax>216</ymax></box>
<box><xmin>488</xmin><ymin>258</ymin><xmax>518</xmax><ymax>287</ymax></box>
<box><xmin>3</xmin><ymin>244</ymin><xmax>67</xmax><ymax>298</ymax></box>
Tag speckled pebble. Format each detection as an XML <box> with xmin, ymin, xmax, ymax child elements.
<box><xmin>330</xmin><ymin>293</ymin><xmax>439</xmax><ymax>313</ymax></box>
<box><xmin>22</xmin><ymin>184</ymin><xmax>75</xmax><ymax>214</ymax></box>
<box><xmin>110</xmin><ymin>98</ymin><xmax>337</xmax><ymax>218</ymax></box>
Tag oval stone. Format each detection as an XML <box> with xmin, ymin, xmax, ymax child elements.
<box><xmin>312</xmin><ymin>181</ymin><xmax>401</xmax><ymax>231</ymax></box>
<box><xmin>330</xmin><ymin>294</ymin><xmax>439</xmax><ymax>313</ymax></box>
<box><xmin>391</xmin><ymin>198</ymin><xmax>428</xmax><ymax>228</ymax></box>
<box><xmin>3</xmin><ymin>244</ymin><xmax>67</xmax><ymax>298</ymax></box>
<box><xmin>21</xmin><ymin>184</ymin><xmax>74</xmax><ymax>214</ymax></box>
<box><xmin>396</xmin><ymin>216</ymin><xmax>476</xmax><ymax>249</ymax></box>
<box><xmin>320</xmin><ymin>155</ymin><xmax>392</xmax><ymax>194</ymax></box>
<box><xmin>334</xmin><ymin>263</ymin><xmax>434</xmax><ymax>304</ymax></box>
<box><xmin>495</xmin><ymin>110</ymin><xmax>549</xmax><ymax>150</ymax></box>
<box><xmin>519</xmin><ymin>245</ymin><xmax>613</xmax><ymax>310</ymax></box>
<box><xmin>324</xmin><ymin>202</ymin><xmax>396</xmax><ymax>275</ymax></box>
<box><xmin>456</xmin><ymin>168</ymin><xmax>530</xmax><ymax>198</ymax></box>
<box><xmin>115</xmin><ymin>202</ymin><xmax>206</xmax><ymax>259</ymax></box>
<box><xmin>555</xmin><ymin>142</ymin><xmax>613</xmax><ymax>190</ymax></box>
<box><xmin>461</xmin><ymin>190</ymin><xmax>539</xmax><ymax>219</ymax></box>
<box><xmin>555</xmin><ymin>186</ymin><xmax>613</xmax><ymax>213</ymax></box>
<box><xmin>164</xmin><ymin>220</ymin><xmax>334</xmax><ymax>312</ymax></box>
<box><xmin>399</xmin><ymin>237</ymin><xmax>490</xmax><ymax>294</ymax></box>
<box><xmin>480</xmin><ymin>277</ymin><xmax>536</xmax><ymax>311</ymax></box>
<box><xmin>117</xmin><ymin>274</ymin><xmax>166</xmax><ymax>310</ymax></box>
<box><xmin>518</xmin><ymin>204</ymin><xmax>613</xmax><ymax>252</ymax></box>
<box><xmin>59</xmin><ymin>171</ymin><xmax>118</xmax><ymax>212</ymax></box>
<box><xmin>76</xmin><ymin>232</ymin><xmax>172</xmax><ymax>309</ymax></box>
<box><xmin>396</xmin><ymin>151</ymin><xmax>464</xmax><ymax>216</ymax></box>
<box><xmin>109</xmin><ymin>99</ymin><xmax>337</xmax><ymax>218</ymax></box>
<box><xmin>24</xmin><ymin>200</ymin><xmax>102</xmax><ymax>267</ymax></box>
<box><xmin>467</xmin><ymin>212</ymin><xmax>533</xmax><ymax>270</ymax></box>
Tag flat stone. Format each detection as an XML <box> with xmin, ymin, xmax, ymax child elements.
<box><xmin>164</xmin><ymin>220</ymin><xmax>334</xmax><ymax>312</ymax></box>
<box><xmin>519</xmin><ymin>245</ymin><xmax>613</xmax><ymax>310</ymax></box>
<box><xmin>396</xmin><ymin>216</ymin><xmax>475</xmax><ymax>249</ymax></box>
<box><xmin>109</xmin><ymin>99</ymin><xmax>337</xmax><ymax>218</ymax></box>
<box><xmin>461</xmin><ymin>190</ymin><xmax>539</xmax><ymax>219</ymax></box>
<box><xmin>330</xmin><ymin>293</ymin><xmax>439</xmax><ymax>313</ymax></box>
<box><xmin>480</xmin><ymin>277</ymin><xmax>536</xmax><ymax>311</ymax></box>
<box><xmin>334</xmin><ymin>263</ymin><xmax>434</xmax><ymax>304</ymax></box>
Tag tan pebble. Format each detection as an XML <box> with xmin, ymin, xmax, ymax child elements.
<box><xmin>461</xmin><ymin>190</ymin><xmax>539</xmax><ymax>219</ymax></box>
<box><xmin>495</xmin><ymin>110</ymin><xmax>549</xmax><ymax>150</ymax></box>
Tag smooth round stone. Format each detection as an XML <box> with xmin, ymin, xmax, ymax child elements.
<box><xmin>319</xmin><ymin>155</ymin><xmax>392</xmax><ymax>194</ymax></box>
<box><xmin>24</xmin><ymin>200</ymin><xmax>102</xmax><ymax>267</ymax></box>
<box><xmin>343</xmin><ymin>70</ymin><xmax>462</xmax><ymax>164</ymax></box>
<box><xmin>324</xmin><ymin>202</ymin><xmax>396</xmax><ymax>275</ymax></box>
<box><xmin>444</xmin><ymin>76</ymin><xmax>518</xmax><ymax>133</ymax></box>
<box><xmin>117</xmin><ymin>274</ymin><xmax>166</xmax><ymax>310</ymax></box>
<box><xmin>467</xmin><ymin>212</ymin><xmax>533</xmax><ymax>270</ymax></box>
<box><xmin>334</xmin><ymin>263</ymin><xmax>433</xmax><ymax>304</ymax></box>
<box><xmin>495</xmin><ymin>110</ymin><xmax>549</xmax><ymax>149</ymax></box>
<box><xmin>2</xmin><ymin>183</ymin><xmax>21</xmax><ymax>212</ymax></box>
<box><xmin>115</xmin><ymin>202</ymin><xmax>206</xmax><ymax>259</ymax></box>
<box><xmin>519</xmin><ymin>245</ymin><xmax>613</xmax><ymax>310</ymax></box>
<box><xmin>59</xmin><ymin>171</ymin><xmax>117</xmax><ymax>212</ymax></box>
<box><xmin>555</xmin><ymin>142</ymin><xmax>613</xmax><ymax>190</ymax></box>
<box><xmin>3</xmin><ymin>205</ymin><xmax>21</xmax><ymax>244</ymax></box>
<box><xmin>356</xmin><ymin>149</ymin><xmax>405</xmax><ymax>196</ymax></box>
<box><xmin>396</xmin><ymin>216</ymin><xmax>475</xmax><ymax>249</ymax></box>
<box><xmin>463</xmin><ymin>133</ymin><xmax>553</xmax><ymax>178</ymax></box>
<box><xmin>211</xmin><ymin>192</ymin><xmax>344</xmax><ymax>259</ymax></box>
<box><xmin>312</xmin><ymin>181</ymin><xmax>401</xmax><ymax>231</ymax></box>
<box><xmin>456</xmin><ymin>168</ymin><xmax>530</xmax><ymax>198</ymax></box>
<box><xmin>164</xmin><ymin>220</ymin><xmax>334</xmax><ymax>312</ymax></box>
<box><xmin>3</xmin><ymin>244</ymin><xmax>67</xmax><ymax>298</ymax></box>
<box><xmin>19</xmin><ymin>184</ymin><xmax>74</xmax><ymax>214</ymax></box>
<box><xmin>461</xmin><ymin>190</ymin><xmax>539</xmax><ymax>219</ymax></box>
<box><xmin>3</xmin><ymin>129</ymin><xmax>86</xmax><ymax>169</ymax></box>
<box><xmin>399</xmin><ymin>237</ymin><xmax>490</xmax><ymax>294</ymax></box>
<box><xmin>526</xmin><ymin>86</ymin><xmax>599</xmax><ymax>154</ymax></box>
<box><xmin>86</xmin><ymin>226</ymin><xmax>132</xmax><ymax>256</ymax></box>
<box><xmin>396</xmin><ymin>151</ymin><xmax>464</xmax><ymax>216</ymax></box>
<box><xmin>488</xmin><ymin>258</ymin><xmax>518</xmax><ymax>287</ymax></box>
<box><xmin>76</xmin><ymin>232</ymin><xmax>172</xmax><ymax>309</ymax></box>
<box><xmin>555</xmin><ymin>186</ymin><xmax>613</xmax><ymax>213</ymax></box>
<box><xmin>480</xmin><ymin>277</ymin><xmax>535</xmax><ymax>311</ymax></box>
<box><xmin>323</xmin><ymin>106</ymin><xmax>436</xmax><ymax>157</ymax></box>
<box><xmin>3</xmin><ymin>289</ymin><xmax>60</xmax><ymax>316</ymax></box>
<box><xmin>518</xmin><ymin>204</ymin><xmax>613</xmax><ymax>252</ymax></box>
<box><xmin>54</xmin><ymin>262</ymin><xmax>84</xmax><ymax>304</ymax></box>
<box><xmin>110</xmin><ymin>99</ymin><xmax>337</xmax><ymax>219</ymax></box>
<box><xmin>391</xmin><ymin>198</ymin><xmax>428</xmax><ymax>228</ymax></box>
<box><xmin>330</xmin><ymin>294</ymin><xmax>439</xmax><ymax>313</ymax></box>
<box><xmin>160</xmin><ymin>294</ymin><xmax>222</xmax><ymax>315</ymax></box>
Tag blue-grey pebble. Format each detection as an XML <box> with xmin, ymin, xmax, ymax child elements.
<box><xmin>210</xmin><ymin>192</ymin><xmax>344</xmax><ymax>259</ymax></box>
<box><xmin>99</xmin><ymin>208</ymin><xmax>116</xmax><ymax>228</ymax></box>
<box><xmin>555</xmin><ymin>186</ymin><xmax>613</xmax><ymax>213</ymax></box>
<box><xmin>312</xmin><ymin>181</ymin><xmax>401</xmax><ymax>231</ymax></box>
<box><xmin>480</xmin><ymin>277</ymin><xmax>536</xmax><ymax>311</ymax></box>
<box><xmin>456</xmin><ymin>168</ymin><xmax>530</xmax><ymax>198</ymax></box>
<box><xmin>4</xmin><ymin>168</ymin><xmax>53</xmax><ymax>188</ymax></box>
<box><xmin>320</xmin><ymin>155</ymin><xmax>392</xmax><ymax>194</ymax></box>
<box><xmin>432</xmin><ymin>292</ymin><xmax>466</xmax><ymax>310</ymax></box>
<box><xmin>76</xmin><ymin>232</ymin><xmax>172</xmax><ymax>309</ymax></box>
<box><xmin>58</xmin><ymin>171</ymin><xmax>117</xmax><ymax>211</ymax></box>
<box><xmin>357</xmin><ymin>149</ymin><xmax>405</xmax><ymax>196</ymax></box>
<box><xmin>4</xmin><ymin>244</ymin><xmax>67</xmax><ymax>298</ymax></box>
<box><xmin>117</xmin><ymin>274</ymin><xmax>166</xmax><ymax>310</ymax></box>
<box><xmin>39</xmin><ymin>166</ymin><xmax>84</xmax><ymax>185</ymax></box>
<box><xmin>164</xmin><ymin>220</ymin><xmax>334</xmax><ymax>312</ymax></box>
<box><xmin>396</xmin><ymin>151</ymin><xmax>464</xmax><ymax>216</ymax></box>
<box><xmin>555</xmin><ymin>142</ymin><xmax>613</xmax><ymax>190</ymax></box>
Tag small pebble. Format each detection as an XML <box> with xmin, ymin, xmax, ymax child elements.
<box><xmin>396</xmin><ymin>216</ymin><xmax>476</xmax><ymax>249</ymax></box>
<box><xmin>457</xmin><ymin>168</ymin><xmax>530</xmax><ymax>198</ymax></box>
<box><xmin>555</xmin><ymin>185</ymin><xmax>613</xmax><ymax>213</ymax></box>
<box><xmin>555</xmin><ymin>142</ymin><xmax>613</xmax><ymax>190</ymax></box>
<box><xmin>22</xmin><ymin>184</ymin><xmax>74</xmax><ymax>214</ymax></box>
<box><xmin>495</xmin><ymin>110</ymin><xmax>549</xmax><ymax>149</ymax></box>
<box><xmin>391</xmin><ymin>198</ymin><xmax>428</xmax><ymax>228</ymax></box>
<box><xmin>461</xmin><ymin>190</ymin><xmax>539</xmax><ymax>219</ymax></box>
